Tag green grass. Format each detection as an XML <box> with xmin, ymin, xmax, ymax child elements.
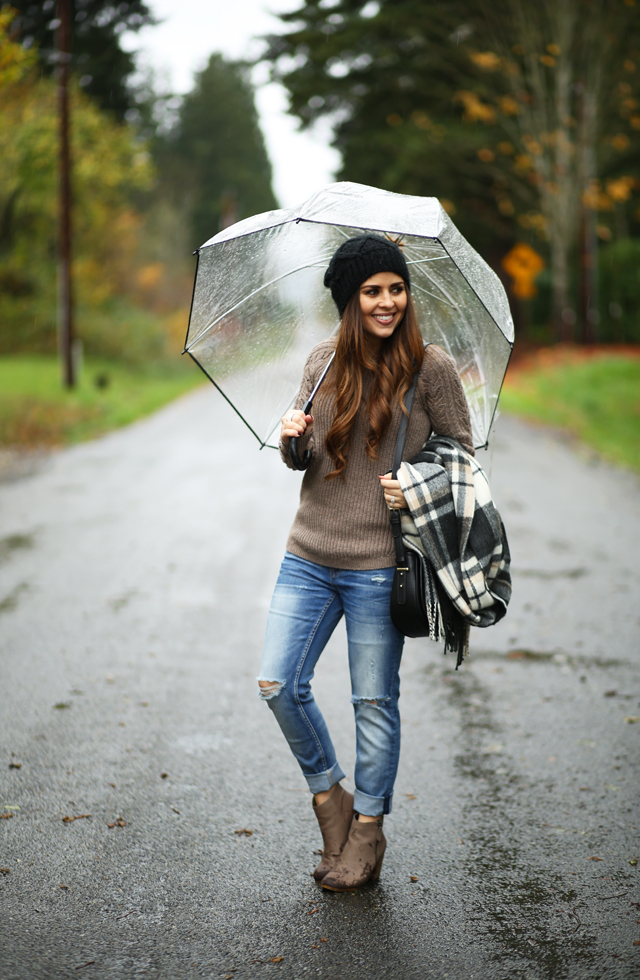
<box><xmin>0</xmin><ymin>355</ymin><xmax>204</xmax><ymax>447</ymax></box>
<box><xmin>501</xmin><ymin>354</ymin><xmax>640</xmax><ymax>473</ymax></box>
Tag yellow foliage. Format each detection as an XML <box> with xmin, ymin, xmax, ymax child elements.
<box><xmin>514</xmin><ymin>153</ymin><xmax>533</xmax><ymax>172</ymax></box>
<box><xmin>498</xmin><ymin>141</ymin><xmax>514</xmax><ymax>154</ymax></box>
<box><xmin>501</xmin><ymin>243</ymin><xmax>545</xmax><ymax>299</ymax></box>
<box><xmin>547</xmin><ymin>44</ymin><xmax>561</xmax><ymax>56</ymax></box>
<box><xmin>606</xmin><ymin>176</ymin><xmax>635</xmax><ymax>202</ymax></box>
<box><xmin>608</xmin><ymin>133</ymin><xmax>631</xmax><ymax>150</ymax></box>
<box><xmin>440</xmin><ymin>199</ymin><xmax>456</xmax><ymax>215</ymax></box>
<box><xmin>582</xmin><ymin>180</ymin><xmax>613</xmax><ymax>211</ymax></box>
<box><xmin>0</xmin><ymin>8</ymin><xmax>36</xmax><ymax>89</ymax></box>
<box><xmin>386</xmin><ymin>113</ymin><xmax>403</xmax><ymax>126</ymax></box>
<box><xmin>164</xmin><ymin>307</ymin><xmax>190</xmax><ymax>351</ymax></box>
<box><xmin>539</xmin><ymin>55</ymin><xmax>556</xmax><ymax>67</ymax></box>
<box><xmin>0</xmin><ymin>64</ymin><xmax>154</xmax><ymax>309</ymax></box>
<box><xmin>469</xmin><ymin>51</ymin><xmax>501</xmax><ymax>71</ymax></box>
<box><xmin>522</xmin><ymin>135</ymin><xmax>543</xmax><ymax>155</ymax></box>
<box><xmin>498</xmin><ymin>96</ymin><xmax>519</xmax><ymax>116</ymax></box>
<box><xmin>410</xmin><ymin>110</ymin><xmax>431</xmax><ymax>129</ymax></box>
<box><xmin>137</xmin><ymin>263</ymin><xmax>165</xmax><ymax>291</ymax></box>
<box><xmin>517</xmin><ymin>211</ymin><xmax>548</xmax><ymax>237</ymax></box>
<box><xmin>477</xmin><ymin>147</ymin><xmax>495</xmax><ymax>162</ymax></box>
<box><xmin>454</xmin><ymin>91</ymin><xmax>496</xmax><ymax>124</ymax></box>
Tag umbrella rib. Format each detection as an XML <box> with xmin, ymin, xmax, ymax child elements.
<box><xmin>410</xmin><ymin>280</ymin><xmax>457</xmax><ymax>309</ymax></box>
<box><xmin>186</xmin><ymin>254</ymin><xmax>335</xmax><ymax>349</ymax></box>
<box><xmin>404</xmin><ymin>255</ymin><xmax>450</xmax><ymax>264</ymax></box>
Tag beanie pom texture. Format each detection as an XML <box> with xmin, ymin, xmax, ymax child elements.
<box><xmin>323</xmin><ymin>233</ymin><xmax>411</xmax><ymax>316</ymax></box>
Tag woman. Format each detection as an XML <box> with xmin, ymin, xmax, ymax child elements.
<box><xmin>258</xmin><ymin>233</ymin><xmax>474</xmax><ymax>891</ymax></box>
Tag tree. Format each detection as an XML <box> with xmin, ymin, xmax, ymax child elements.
<box><xmin>264</xmin><ymin>0</ymin><xmax>640</xmax><ymax>339</ymax></box>
<box><xmin>158</xmin><ymin>54</ymin><xmax>277</xmax><ymax>249</ymax></box>
<box><xmin>8</xmin><ymin>0</ymin><xmax>156</xmax><ymax>120</ymax></box>
<box><xmin>0</xmin><ymin>10</ymin><xmax>154</xmax><ymax>355</ymax></box>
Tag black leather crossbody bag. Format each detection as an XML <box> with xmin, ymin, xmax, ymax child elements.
<box><xmin>388</xmin><ymin>368</ymin><xmax>432</xmax><ymax>638</ymax></box>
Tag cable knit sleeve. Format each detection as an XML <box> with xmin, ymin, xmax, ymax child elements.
<box><xmin>421</xmin><ymin>345</ymin><xmax>475</xmax><ymax>456</ymax></box>
<box><xmin>278</xmin><ymin>342</ymin><xmax>333</xmax><ymax>469</ymax></box>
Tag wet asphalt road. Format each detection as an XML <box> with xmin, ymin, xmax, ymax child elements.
<box><xmin>0</xmin><ymin>384</ymin><xmax>639</xmax><ymax>980</ymax></box>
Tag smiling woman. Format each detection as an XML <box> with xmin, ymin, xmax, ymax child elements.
<box><xmin>359</xmin><ymin>273</ymin><xmax>408</xmax><ymax>341</ymax></box>
<box><xmin>258</xmin><ymin>233</ymin><xmax>475</xmax><ymax>892</ymax></box>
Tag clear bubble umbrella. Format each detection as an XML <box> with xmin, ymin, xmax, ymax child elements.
<box><xmin>184</xmin><ymin>181</ymin><xmax>514</xmax><ymax>453</ymax></box>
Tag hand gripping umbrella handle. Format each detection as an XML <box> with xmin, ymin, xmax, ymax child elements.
<box><xmin>289</xmin><ymin>351</ymin><xmax>335</xmax><ymax>471</ymax></box>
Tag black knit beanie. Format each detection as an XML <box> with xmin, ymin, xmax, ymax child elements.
<box><xmin>323</xmin><ymin>233</ymin><xmax>411</xmax><ymax>316</ymax></box>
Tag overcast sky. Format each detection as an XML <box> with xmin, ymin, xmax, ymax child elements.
<box><xmin>123</xmin><ymin>0</ymin><xmax>340</xmax><ymax>209</ymax></box>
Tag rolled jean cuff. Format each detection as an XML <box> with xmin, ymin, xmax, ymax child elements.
<box><xmin>304</xmin><ymin>761</ymin><xmax>346</xmax><ymax>795</ymax></box>
<box><xmin>353</xmin><ymin>788</ymin><xmax>392</xmax><ymax>817</ymax></box>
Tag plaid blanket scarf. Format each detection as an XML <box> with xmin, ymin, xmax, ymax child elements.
<box><xmin>397</xmin><ymin>435</ymin><xmax>511</xmax><ymax>667</ymax></box>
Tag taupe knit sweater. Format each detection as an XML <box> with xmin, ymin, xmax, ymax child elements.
<box><xmin>280</xmin><ymin>340</ymin><xmax>474</xmax><ymax>570</ymax></box>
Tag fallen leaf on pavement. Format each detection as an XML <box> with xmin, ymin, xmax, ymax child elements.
<box><xmin>172</xmin><ymin>807</ymin><xmax>180</xmax><ymax>814</ymax></box>
<box><xmin>62</xmin><ymin>814</ymin><xmax>91</xmax><ymax>823</ymax></box>
<box><xmin>234</xmin><ymin>828</ymin><xmax>253</xmax><ymax>836</ymax></box>
<box><xmin>60</xmin><ymin>884</ymin><xmax>69</xmax><ymax>890</ymax></box>
<box><xmin>0</xmin><ymin>868</ymin><xmax>10</xmax><ymax>875</ymax></box>
<box><xmin>74</xmin><ymin>961</ymin><xmax>95</xmax><ymax>971</ymax></box>
<box><xmin>629</xmin><ymin>858</ymin><xmax>638</xmax><ymax>866</ymax></box>
<box><xmin>108</xmin><ymin>783</ymin><xmax>116</xmax><ymax>789</ymax></box>
<box><xmin>308</xmin><ymin>908</ymin><xmax>319</xmax><ymax>914</ymax></box>
<box><xmin>410</xmin><ymin>875</ymin><xmax>419</xmax><ymax>882</ymax></box>
<box><xmin>320</xmin><ymin>938</ymin><xmax>328</xmax><ymax>942</ymax></box>
<box><xmin>53</xmin><ymin>702</ymin><xmax>71</xmax><ymax>710</ymax></box>
<box><xmin>8</xmin><ymin>763</ymin><xmax>21</xmax><ymax>769</ymax></box>
<box><xmin>107</xmin><ymin>818</ymin><xmax>126</xmax><ymax>828</ymax></box>
<box><xmin>160</xmin><ymin>771</ymin><xmax>168</xmax><ymax>779</ymax></box>
<box><xmin>587</xmin><ymin>856</ymin><xmax>603</xmax><ymax>861</ymax></box>
<box><xmin>0</xmin><ymin>813</ymin><xmax>13</xmax><ymax>820</ymax></box>
<box><xmin>624</xmin><ymin>716</ymin><xmax>640</xmax><ymax>724</ymax></box>
<box><xmin>270</xmin><ymin>957</ymin><xmax>283</xmax><ymax>963</ymax></box>
<box><xmin>405</xmin><ymin>794</ymin><xmax>417</xmax><ymax>800</ymax></box>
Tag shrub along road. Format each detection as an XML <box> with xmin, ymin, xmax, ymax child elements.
<box><xmin>0</xmin><ymin>384</ymin><xmax>639</xmax><ymax>980</ymax></box>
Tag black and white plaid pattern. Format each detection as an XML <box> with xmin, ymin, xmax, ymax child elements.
<box><xmin>397</xmin><ymin>436</ymin><xmax>511</xmax><ymax>637</ymax></box>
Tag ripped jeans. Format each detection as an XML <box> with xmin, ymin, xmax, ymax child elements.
<box><xmin>258</xmin><ymin>552</ymin><xmax>404</xmax><ymax>816</ymax></box>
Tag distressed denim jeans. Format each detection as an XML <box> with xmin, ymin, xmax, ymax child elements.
<box><xmin>258</xmin><ymin>552</ymin><xmax>405</xmax><ymax>816</ymax></box>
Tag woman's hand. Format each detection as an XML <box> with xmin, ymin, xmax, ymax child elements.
<box><xmin>281</xmin><ymin>410</ymin><xmax>314</xmax><ymax>444</ymax></box>
<box><xmin>379</xmin><ymin>473</ymin><xmax>408</xmax><ymax>510</ymax></box>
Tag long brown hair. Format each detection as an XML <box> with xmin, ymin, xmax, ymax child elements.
<box><xmin>323</xmin><ymin>288</ymin><xmax>424</xmax><ymax>480</ymax></box>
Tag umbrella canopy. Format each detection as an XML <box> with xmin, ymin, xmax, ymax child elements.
<box><xmin>184</xmin><ymin>181</ymin><xmax>514</xmax><ymax>450</ymax></box>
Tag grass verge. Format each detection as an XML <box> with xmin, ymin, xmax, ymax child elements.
<box><xmin>0</xmin><ymin>356</ymin><xmax>204</xmax><ymax>448</ymax></box>
<box><xmin>501</xmin><ymin>345</ymin><xmax>640</xmax><ymax>474</ymax></box>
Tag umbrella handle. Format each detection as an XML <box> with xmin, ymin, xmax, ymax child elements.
<box><xmin>289</xmin><ymin>435</ymin><xmax>311</xmax><ymax>470</ymax></box>
<box><xmin>288</xmin><ymin>351</ymin><xmax>335</xmax><ymax>471</ymax></box>
<box><xmin>288</xmin><ymin>396</ymin><xmax>313</xmax><ymax>470</ymax></box>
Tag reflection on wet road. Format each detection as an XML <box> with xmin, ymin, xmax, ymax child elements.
<box><xmin>0</xmin><ymin>388</ymin><xmax>638</xmax><ymax>979</ymax></box>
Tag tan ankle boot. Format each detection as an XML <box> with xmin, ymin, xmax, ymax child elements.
<box><xmin>320</xmin><ymin>813</ymin><xmax>386</xmax><ymax>891</ymax></box>
<box><xmin>312</xmin><ymin>783</ymin><xmax>354</xmax><ymax>881</ymax></box>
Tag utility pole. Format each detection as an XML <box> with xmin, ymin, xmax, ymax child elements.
<box><xmin>57</xmin><ymin>0</ymin><xmax>74</xmax><ymax>387</ymax></box>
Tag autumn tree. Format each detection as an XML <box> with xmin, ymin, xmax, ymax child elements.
<box><xmin>0</xmin><ymin>10</ymin><xmax>154</xmax><ymax>356</ymax></box>
<box><xmin>264</xmin><ymin>0</ymin><xmax>640</xmax><ymax>339</ymax></box>
<box><xmin>9</xmin><ymin>0</ymin><xmax>155</xmax><ymax>120</ymax></box>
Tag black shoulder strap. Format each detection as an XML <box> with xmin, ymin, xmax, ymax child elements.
<box><xmin>391</xmin><ymin>369</ymin><xmax>420</xmax><ymax>480</ymax></box>
<box><xmin>389</xmin><ymin>345</ymin><xmax>431</xmax><ymax>565</ymax></box>
<box><xmin>389</xmin><ymin>362</ymin><xmax>421</xmax><ymax>566</ymax></box>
